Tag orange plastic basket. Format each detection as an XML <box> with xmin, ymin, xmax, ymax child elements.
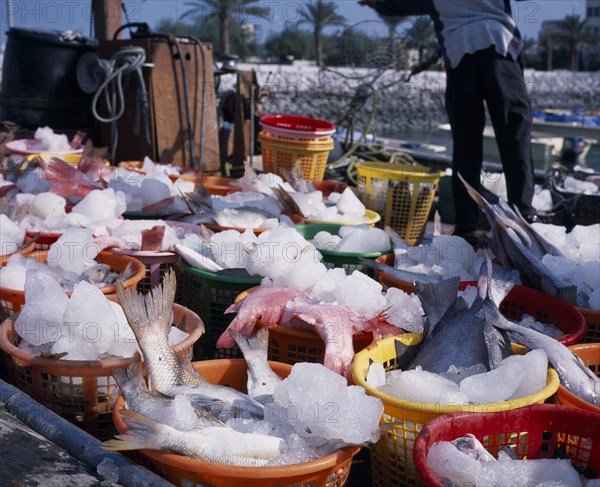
<box><xmin>259</xmin><ymin>132</ymin><xmax>334</xmax><ymax>182</ymax></box>
<box><xmin>556</xmin><ymin>342</ymin><xmax>600</xmax><ymax>414</ymax></box>
<box><xmin>0</xmin><ymin>250</ymin><xmax>146</xmax><ymax>315</ymax></box>
<box><xmin>578</xmin><ymin>306</ymin><xmax>600</xmax><ymax>343</ymax></box>
<box><xmin>373</xmin><ymin>254</ymin><xmax>587</xmax><ymax>346</ymax></box>
<box><xmin>413</xmin><ymin>404</ymin><xmax>600</xmax><ymax>487</ymax></box>
<box><xmin>112</xmin><ymin>359</ymin><xmax>360</xmax><ymax>487</ymax></box>
<box><xmin>0</xmin><ymin>298</ymin><xmax>204</xmax><ymax>440</ymax></box>
<box><xmin>0</xmin><ymin>234</ymin><xmax>36</xmax><ymax>266</ymax></box>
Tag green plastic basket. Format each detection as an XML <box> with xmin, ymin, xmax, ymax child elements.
<box><xmin>293</xmin><ymin>223</ymin><xmax>391</xmax><ymax>276</ymax></box>
<box><xmin>180</xmin><ymin>260</ymin><xmax>262</xmax><ymax>360</ymax></box>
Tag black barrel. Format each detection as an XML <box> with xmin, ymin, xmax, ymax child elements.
<box><xmin>0</xmin><ymin>27</ymin><xmax>98</xmax><ymax>129</ymax></box>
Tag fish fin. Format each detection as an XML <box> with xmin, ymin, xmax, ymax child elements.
<box><xmin>415</xmin><ymin>275</ymin><xmax>460</xmax><ymax>338</ymax></box>
<box><xmin>230</xmin><ymin>328</ymin><xmax>269</xmax><ymax>357</ymax></box>
<box><xmin>111</xmin><ymin>351</ymin><xmax>144</xmax><ymax>387</ymax></box>
<box><xmin>174</xmin><ymin>347</ymin><xmax>206</xmax><ymax>381</ymax></box>
<box><xmin>484</xmin><ymin>320</ymin><xmax>512</xmax><ymax>369</ymax></box>
<box><xmin>383</xmin><ymin>226</ymin><xmax>407</xmax><ymax>250</ymax></box>
<box><xmin>476</xmin><ymin>299</ymin><xmax>519</xmax><ymax>334</ymax></box>
<box><xmin>224</xmin><ymin>301</ymin><xmax>243</xmax><ymax>314</ymax></box>
<box><xmin>103</xmin><ymin>410</ymin><xmax>162</xmax><ymax>451</ymax></box>
<box><xmin>272</xmin><ymin>184</ymin><xmax>305</xmax><ymax>217</ymax></box>
<box><xmin>489</xmin><ymin>264</ymin><xmax>521</xmax><ymax>307</ymax></box>
<box><xmin>394</xmin><ymin>338</ymin><xmax>422</xmax><ymax>370</ymax></box>
<box><xmin>116</xmin><ymin>270</ymin><xmax>177</xmax><ymax>341</ymax></box>
<box><xmin>476</xmin><ymin>251</ymin><xmax>494</xmax><ymax>302</ymax></box>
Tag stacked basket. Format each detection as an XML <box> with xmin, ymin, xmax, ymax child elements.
<box><xmin>259</xmin><ymin>114</ymin><xmax>336</xmax><ymax>182</ymax></box>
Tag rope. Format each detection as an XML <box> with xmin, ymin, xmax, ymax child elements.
<box><xmin>90</xmin><ymin>46</ymin><xmax>148</xmax><ymax>163</ymax></box>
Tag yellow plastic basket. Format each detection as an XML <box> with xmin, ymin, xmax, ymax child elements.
<box><xmin>259</xmin><ymin>132</ymin><xmax>334</xmax><ymax>181</ymax></box>
<box><xmin>352</xmin><ymin>333</ymin><xmax>560</xmax><ymax>487</ymax></box>
<box><xmin>355</xmin><ymin>162</ymin><xmax>444</xmax><ymax>245</ymax></box>
<box><xmin>303</xmin><ymin>209</ymin><xmax>381</xmax><ymax>228</ymax></box>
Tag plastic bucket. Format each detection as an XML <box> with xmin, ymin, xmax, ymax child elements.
<box><xmin>0</xmin><ymin>27</ymin><xmax>98</xmax><ymax>129</ymax></box>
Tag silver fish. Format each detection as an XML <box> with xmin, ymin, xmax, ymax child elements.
<box><xmin>111</xmin><ymin>352</ymin><xmax>224</xmax><ymax>431</ymax></box>
<box><xmin>281</xmin><ymin>161</ymin><xmax>315</xmax><ymax>194</ymax></box>
<box><xmin>460</xmin><ymin>174</ymin><xmax>577</xmax><ymax>304</ymax></box>
<box><xmin>116</xmin><ymin>270</ymin><xmax>207</xmax><ymax>392</ymax></box>
<box><xmin>173</xmin><ymin>243</ymin><xmax>224</xmax><ymax>273</ymax></box>
<box><xmin>477</xmin><ymin>299</ymin><xmax>600</xmax><ymax>407</ymax></box>
<box><xmin>358</xmin><ymin>257</ymin><xmax>441</xmax><ymax>285</ymax></box>
<box><xmin>230</xmin><ymin>328</ymin><xmax>282</xmax><ymax>405</ymax></box>
<box><xmin>104</xmin><ymin>409</ymin><xmax>285</xmax><ymax>466</ymax></box>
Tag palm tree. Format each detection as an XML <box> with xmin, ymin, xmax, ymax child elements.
<box><xmin>180</xmin><ymin>0</ymin><xmax>270</xmax><ymax>56</ymax></box>
<box><xmin>381</xmin><ymin>15</ymin><xmax>405</xmax><ymax>70</ymax></box>
<box><xmin>521</xmin><ymin>36</ymin><xmax>537</xmax><ymax>68</ymax></box>
<box><xmin>404</xmin><ymin>16</ymin><xmax>436</xmax><ymax>64</ymax></box>
<box><xmin>552</xmin><ymin>15</ymin><xmax>595</xmax><ymax>71</ymax></box>
<box><xmin>299</xmin><ymin>0</ymin><xmax>346</xmax><ymax>67</ymax></box>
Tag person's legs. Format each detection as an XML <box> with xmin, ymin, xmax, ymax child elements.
<box><xmin>446</xmin><ymin>53</ymin><xmax>487</xmax><ymax>233</ymax></box>
<box><xmin>481</xmin><ymin>48</ymin><xmax>535</xmax><ymax>215</ymax></box>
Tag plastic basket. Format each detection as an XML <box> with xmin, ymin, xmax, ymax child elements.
<box><xmin>259</xmin><ymin>132</ymin><xmax>334</xmax><ymax>182</ymax></box>
<box><xmin>201</xmin><ymin>176</ymin><xmax>241</xmax><ymax>196</ymax></box>
<box><xmin>578</xmin><ymin>306</ymin><xmax>600</xmax><ymax>343</ymax></box>
<box><xmin>0</xmin><ymin>250</ymin><xmax>146</xmax><ymax>316</ymax></box>
<box><xmin>111</xmin><ymin>250</ymin><xmax>186</xmax><ymax>304</ymax></box>
<box><xmin>547</xmin><ymin>167</ymin><xmax>600</xmax><ymax>227</ymax></box>
<box><xmin>373</xmin><ymin>254</ymin><xmax>587</xmax><ymax>347</ymax></box>
<box><xmin>0</xmin><ymin>298</ymin><xmax>204</xmax><ymax>440</ymax></box>
<box><xmin>25</xmin><ymin>229</ymin><xmax>62</xmax><ymax>250</ymax></box>
<box><xmin>352</xmin><ymin>333</ymin><xmax>560</xmax><ymax>487</ymax></box>
<box><xmin>181</xmin><ymin>260</ymin><xmax>262</xmax><ymax>360</ymax></box>
<box><xmin>413</xmin><ymin>404</ymin><xmax>600</xmax><ymax>487</ymax></box>
<box><xmin>112</xmin><ymin>358</ymin><xmax>360</xmax><ymax>487</ymax></box>
<box><xmin>312</xmin><ymin>180</ymin><xmax>348</xmax><ymax>198</ymax></box>
<box><xmin>355</xmin><ymin>162</ymin><xmax>444</xmax><ymax>246</ymax></box>
<box><xmin>556</xmin><ymin>342</ymin><xmax>600</xmax><ymax>414</ymax></box>
<box><xmin>0</xmin><ymin>234</ymin><xmax>36</xmax><ymax>266</ymax></box>
<box><xmin>259</xmin><ymin>114</ymin><xmax>336</xmax><ymax>141</ymax></box>
<box><xmin>304</xmin><ymin>209</ymin><xmax>381</xmax><ymax>228</ymax></box>
<box><xmin>293</xmin><ymin>223</ymin><xmax>391</xmax><ymax>276</ymax></box>
<box><xmin>204</xmin><ymin>213</ymin><xmax>305</xmax><ymax>236</ymax></box>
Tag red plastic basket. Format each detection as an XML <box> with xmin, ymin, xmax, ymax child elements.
<box><xmin>25</xmin><ymin>229</ymin><xmax>62</xmax><ymax>250</ymax></box>
<box><xmin>259</xmin><ymin>114</ymin><xmax>336</xmax><ymax>141</ymax></box>
<box><xmin>413</xmin><ymin>404</ymin><xmax>600</xmax><ymax>487</ymax></box>
<box><xmin>374</xmin><ymin>254</ymin><xmax>587</xmax><ymax>346</ymax></box>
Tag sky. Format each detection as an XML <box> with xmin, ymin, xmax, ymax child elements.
<box><xmin>0</xmin><ymin>0</ymin><xmax>589</xmax><ymax>53</ymax></box>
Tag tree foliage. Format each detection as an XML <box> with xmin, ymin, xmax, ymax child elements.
<box><xmin>264</xmin><ymin>27</ymin><xmax>314</xmax><ymax>63</ymax></box>
<box><xmin>298</xmin><ymin>0</ymin><xmax>346</xmax><ymax>66</ymax></box>
<box><xmin>552</xmin><ymin>15</ymin><xmax>596</xmax><ymax>71</ymax></box>
<box><xmin>179</xmin><ymin>0</ymin><xmax>271</xmax><ymax>56</ymax></box>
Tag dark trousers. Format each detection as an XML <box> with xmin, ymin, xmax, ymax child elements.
<box><xmin>446</xmin><ymin>46</ymin><xmax>535</xmax><ymax>233</ymax></box>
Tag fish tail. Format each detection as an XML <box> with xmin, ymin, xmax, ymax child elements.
<box><xmin>230</xmin><ymin>328</ymin><xmax>269</xmax><ymax>359</ymax></box>
<box><xmin>116</xmin><ymin>270</ymin><xmax>177</xmax><ymax>341</ymax></box>
<box><xmin>111</xmin><ymin>351</ymin><xmax>144</xmax><ymax>389</ymax></box>
<box><xmin>103</xmin><ymin>409</ymin><xmax>162</xmax><ymax>451</ymax></box>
